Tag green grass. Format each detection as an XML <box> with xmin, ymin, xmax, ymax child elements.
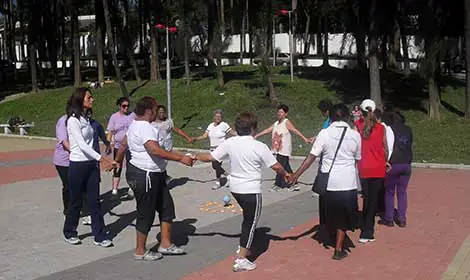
<box><xmin>1</xmin><ymin>65</ymin><xmax>469</xmax><ymax>164</ymax></box>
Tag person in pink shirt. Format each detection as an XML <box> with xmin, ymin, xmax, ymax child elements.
<box><xmin>106</xmin><ymin>97</ymin><xmax>135</xmax><ymax>197</ymax></box>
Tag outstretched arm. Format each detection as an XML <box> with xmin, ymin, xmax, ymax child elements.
<box><xmin>192</xmin><ymin>131</ymin><xmax>208</xmax><ymax>142</ymax></box>
<box><xmin>174</xmin><ymin>127</ymin><xmax>193</xmax><ymax>143</ymax></box>
<box><xmin>286</xmin><ymin>120</ymin><xmax>310</xmax><ymax>143</ymax></box>
<box><xmin>254</xmin><ymin>125</ymin><xmax>273</xmax><ymax>139</ymax></box>
<box><xmin>288</xmin><ymin>154</ymin><xmax>317</xmax><ymax>184</ymax></box>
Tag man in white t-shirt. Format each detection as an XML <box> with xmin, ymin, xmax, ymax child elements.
<box><xmin>196</xmin><ymin>112</ymin><xmax>290</xmax><ymax>272</ymax></box>
<box><xmin>115</xmin><ymin>96</ymin><xmax>195</xmax><ymax>261</ymax></box>
<box><xmin>192</xmin><ymin>109</ymin><xmax>237</xmax><ymax>190</ymax></box>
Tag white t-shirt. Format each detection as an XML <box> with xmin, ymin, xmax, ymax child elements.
<box><xmin>310</xmin><ymin>121</ymin><xmax>362</xmax><ymax>191</ymax></box>
<box><xmin>67</xmin><ymin>115</ymin><xmax>101</xmax><ymax>162</ymax></box>
<box><xmin>127</xmin><ymin>120</ymin><xmax>167</xmax><ymax>172</ymax></box>
<box><xmin>152</xmin><ymin>119</ymin><xmax>174</xmax><ymax>151</ymax></box>
<box><xmin>271</xmin><ymin>118</ymin><xmax>292</xmax><ymax>157</ymax></box>
<box><xmin>381</xmin><ymin>123</ymin><xmax>395</xmax><ymax>161</ymax></box>
<box><xmin>207</xmin><ymin>122</ymin><xmax>231</xmax><ymax>149</ymax></box>
<box><xmin>211</xmin><ymin>136</ymin><xmax>278</xmax><ymax>194</ymax></box>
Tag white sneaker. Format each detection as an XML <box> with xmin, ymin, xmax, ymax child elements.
<box><xmin>212</xmin><ymin>182</ymin><xmax>222</xmax><ymax>190</ymax></box>
<box><xmin>93</xmin><ymin>239</ymin><xmax>113</xmax><ymax>248</ymax></box>
<box><xmin>112</xmin><ymin>188</ymin><xmax>118</xmax><ymax>195</ymax></box>
<box><xmin>126</xmin><ymin>188</ymin><xmax>134</xmax><ymax>199</ymax></box>
<box><xmin>82</xmin><ymin>215</ymin><xmax>92</xmax><ymax>225</ymax></box>
<box><xmin>236</xmin><ymin>245</ymin><xmax>240</xmax><ymax>254</ymax></box>
<box><xmin>358</xmin><ymin>238</ymin><xmax>375</xmax><ymax>244</ymax></box>
<box><xmin>233</xmin><ymin>258</ymin><xmax>256</xmax><ymax>272</ymax></box>
<box><xmin>64</xmin><ymin>237</ymin><xmax>81</xmax><ymax>245</ymax></box>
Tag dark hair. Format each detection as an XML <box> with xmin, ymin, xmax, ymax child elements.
<box><xmin>392</xmin><ymin>110</ymin><xmax>406</xmax><ymax>125</ymax></box>
<box><xmin>374</xmin><ymin>109</ymin><xmax>383</xmax><ymax>120</ymax></box>
<box><xmin>116</xmin><ymin>97</ymin><xmax>130</xmax><ymax>106</ymax></box>
<box><xmin>277</xmin><ymin>104</ymin><xmax>289</xmax><ymax>113</ymax></box>
<box><xmin>329</xmin><ymin>103</ymin><xmax>350</xmax><ymax>122</ymax></box>
<box><xmin>157</xmin><ymin>105</ymin><xmax>167</xmax><ymax>111</ymax></box>
<box><xmin>317</xmin><ymin>99</ymin><xmax>333</xmax><ymax>114</ymax></box>
<box><xmin>235</xmin><ymin>112</ymin><xmax>258</xmax><ymax>136</ymax></box>
<box><xmin>134</xmin><ymin>96</ymin><xmax>157</xmax><ymax>116</ymax></box>
<box><xmin>362</xmin><ymin>108</ymin><xmax>377</xmax><ymax>139</ymax></box>
<box><xmin>67</xmin><ymin>87</ymin><xmax>91</xmax><ymax>119</ymax></box>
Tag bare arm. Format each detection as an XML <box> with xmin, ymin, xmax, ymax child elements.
<box><xmin>61</xmin><ymin>140</ymin><xmax>70</xmax><ymax>152</ymax></box>
<box><xmin>271</xmin><ymin>162</ymin><xmax>288</xmax><ymax>177</ymax></box>
<box><xmin>228</xmin><ymin>129</ymin><xmax>237</xmax><ymax>137</ymax></box>
<box><xmin>174</xmin><ymin>127</ymin><xmax>193</xmax><ymax>142</ymax></box>
<box><xmin>286</xmin><ymin>120</ymin><xmax>310</xmax><ymax>143</ymax></box>
<box><xmin>192</xmin><ymin>131</ymin><xmax>209</xmax><ymax>142</ymax></box>
<box><xmin>290</xmin><ymin>154</ymin><xmax>317</xmax><ymax>183</ymax></box>
<box><xmin>196</xmin><ymin>153</ymin><xmax>216</xmax><ymax>162</ymax></box>
<box><xmin>254</xmin><ymin>125</ymin><xmax>273</xmax><ymax>139</ymax></box>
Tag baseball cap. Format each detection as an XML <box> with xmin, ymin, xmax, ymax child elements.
<box><xmin>360</xmin><ymin>99</ymin><xmax>376</xmax><ymax>112</ymax></box>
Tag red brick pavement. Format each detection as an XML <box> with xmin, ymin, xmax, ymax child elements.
<box><xmin>183</xmin><ymin>169</ymin><xmax>470</xmax><ymax>280</ymax></box>
<box><xmin>0</xmin><ymin>149</ymin><xmax>53</xmax><ymax>162</ymax></box>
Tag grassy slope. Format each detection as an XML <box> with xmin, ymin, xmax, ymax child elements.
<box><xmin>0</xmin><ymin>66</ymin><xmax>469</xmax><ymax>164</ymax></box>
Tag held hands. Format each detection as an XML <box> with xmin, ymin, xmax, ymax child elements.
<box><xmin>285</xmin><ymin>173</ymin><xmax>298</xmax><ymax>185</ymax></box>
<box><xmin>101</xmin><ymin>157</ymin><xmax>118</xmax><ymax>172</ymax></box>
<box><xmin>180</xmin><ymin>153</ymin><xmax>197</xmax><ymax>166</ymax></box>
<box><xmin>386</xmin><ymin>162</ymin><xmax>392</xmax><ymax>172</ymax></box>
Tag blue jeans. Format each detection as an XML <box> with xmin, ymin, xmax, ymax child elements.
<box><xmin>63</xmin><ymin>160</ymin><xmax>108</xmax><ymax>242</ymax></box>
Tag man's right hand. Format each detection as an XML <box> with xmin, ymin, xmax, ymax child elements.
<box><xmin>180</xmin><ymin>155</ymin><xmax>196</xmax><ymax>166</ymax></box>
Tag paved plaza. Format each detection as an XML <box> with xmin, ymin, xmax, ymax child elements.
<box><xmin>0</xmin><ymin>136</ymin><xmax>469</xmax><ymax>280</ymax></box>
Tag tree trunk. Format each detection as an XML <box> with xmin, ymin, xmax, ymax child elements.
<box><xmin>183</xmin><ymin>21</ymin><xmax>190</xmax><ymax>82</ymax></box>
<box><xmin>369</xmin><ymin>0</ymin><xmax>382</xmax><ymax>109</ymax></box>
<box><xmin>230</xmin><ymin>0</ymin><xmax>234</xmax><ymax>33</ymax></box>
<box><xmin>240</xmin><ymin>0</ymin><xmax>246</xmax><ymax>64</ymax></box>
<box><xmin>261</xmin><ymin>0</ymin><xmax>277</xmax><ymax>105</ymax></box>
<box><xmin>465</xmin><ymin>0</ymin><xmax>470</xmax><ymax>118</ymax></box>
<box><xmin>303</xmin><ymin>11</ymin><xmax>311</xmax><ymax>55</ymax></box>
<box><xmin>316</xmin><ymin>17</ymin><xmax>322</xmax><ymax>55</ymax></box>
<box><xmin>322</xmin><ymin>17</ymin><xmax>329</xmax><ymax>67</ymax></box>
<box><xmin>96</xmin><ymin>0</ymin><xmax>105</xmax><ymax>84</ymax></box>
<box><xmin>120</xmin><ymin>0</ymin><xmax>142</xmax><ymax>84</ymax></box>
<box><xmin>28</xmin><ymin>0</ymin><xmax>38</xmax><ymax>92</ymax></box>
<box><xmin>388</xmin><ymin>20</ymin><xmax>400</xmax><ymax>69</ymax></box>
<box><xmin>150</xmin><ymin>28</ymin><xmax>162</xmax><ymax>83</ymax></box>
<box><xmin>71</xmin><ymin>10</ymin><xmax>81</xmax><ymax>87</ymax></box>
<box><xmin>103</xmin><ymin>0</ymin><xmax>128</xmax><ymax>96</ymax></box>
<box><xmin>216</xmin><ymin>0</ymin><xmax>225</xmax><ymax>89</ymax></box>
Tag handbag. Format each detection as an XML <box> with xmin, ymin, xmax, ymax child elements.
<box><xmin>312</xmin><ymin>127</ymin><xmax>347</xmax><ymax>195</ymax></box>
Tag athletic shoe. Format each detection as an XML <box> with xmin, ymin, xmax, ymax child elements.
<box><xmin>269</xmin><ymin>185</ymin><xmax>281</xmax><ymax>192</ymax></box>
<box><xmin>165</xmin><ymin>175</ymin><xmax>173</xmax><ymax>185</ymax></box>
<box><xmin>111</xmin><ymin>188</ymin><xmax>118</xmax><ymax>196</ymax></box>
<box><xmin>332</xmin><ymin>250</ymin><xmax>348</xmax><ymax>261</ymax></box>
<box><xmin>93</xmin><ymin>239</ymin><xmax>113</xmax><ymax>248</ymax></box>
<box><xmin>134</xmin><ymin>250</ymin><xmax>163</xmax><ymax>261</ymax></box>
<box><xmin>358</xmin><ymin>238</ymin><xmax>375</xmax><ymax>244</ymax></box>
<box><xmin>64</xmin><ymin>237</ymin><xmax>81</xmax><ymax>245</ymax></box>
<box><xmin>378</xmin><ymin>219</ymin><xmax>394</xmax><ymax>227</ymax></box>
<box><xmin>126</xmin><ymin>188</ymin><xmax>134</xmax><ymax>199</ymax></box>
<box><xmin>212</xmin><ymin>182</ymin><xmax>222</xmax><ymax>190</ymax></box>
<box><xmin>232</xmin><ymin>258</ymin><xmax>256</xmax><ymax>272</ymax></box>
<box><xmin>236</xmin><ymin>245</ymin><xmax>240</xmax><ymax>254</ymax></box>
<box><xmin>158</xmin><ymin>244</ymin><xmax>185</xmax><ymax>255</ymax></box>
<box><xmin>82</xmin><ymin>215</ymin><xmax>92</xmax><ymax>225</ymax></box>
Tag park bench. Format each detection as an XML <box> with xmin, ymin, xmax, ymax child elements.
<box><xmin>0</xmin><ymin>122</ymin><xmax>34</xmax><ymax>135</ymax></box>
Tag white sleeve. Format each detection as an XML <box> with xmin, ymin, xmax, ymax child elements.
<box><xmin>386</xmin><ymin>127</ymin><xmax>394</xmax><ymax>160</ymax></box>
<box><xmin>354</xmin><ymin>132</ymin><xmax>362</xmax><ymax>160</ymax></box>
<box><xmin>310</xmin><ymin>130</ymin><xmax>326</xmax><ymax>157</ymax></box>
<box><xmin>141</xmin><ymin>123</ymin><xmax>159</xmax><ymax>145</ymax></box>
<box><xmin>68</xmin><ymin>117</ymin><xmax>102</xmax><ymax>161</ymax></box>
<box><xmin>223</xmin><ymin>122</ymin><xmax>231</xmax><ymax>133</ymax></box>
<box><xmin>206</xmin><ymin>123</ymin><xmax>212</xmax><ymax>133</ymax></box>
<box><xmin>260</xmin><ymin>144</ymin><xmax>278</xmax><ymax>168</ymax></box>
<box><xmin>211</xmin><ymin>141</ymin><xmax>229</xmax><ymax>162</ymax></box>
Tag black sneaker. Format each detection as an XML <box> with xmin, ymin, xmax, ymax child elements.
<box><xmin>332</xmin><ymin>250</ymin><xmax>348</xmax><ymax>261</ymax></box>
<box><xmin>378</xmin><ymin>219</ymin><xmax>394</xmax><ymax>227</ymax></box>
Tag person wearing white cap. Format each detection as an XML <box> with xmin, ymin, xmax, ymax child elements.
<box><xmin>354</xmin><ymin>99</ymin><xmax>389</xmax><ymax>244</ymax></box>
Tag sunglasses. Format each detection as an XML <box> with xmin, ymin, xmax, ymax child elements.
<box><xmin>121</xmin><ymin>104</ymin><xmax>129</xmax><ymax>108</ymax></box>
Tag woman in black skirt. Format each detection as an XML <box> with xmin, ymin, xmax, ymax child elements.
<box><xmin>289</xmin><ymin>104</ymin><xmax>361</xmax><ymax>260</ymax></box>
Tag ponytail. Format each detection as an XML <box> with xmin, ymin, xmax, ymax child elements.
<box><xmin>362</xmin><ymin>108</ymin><xmax>377</xmax><ymax>139</ymax></box>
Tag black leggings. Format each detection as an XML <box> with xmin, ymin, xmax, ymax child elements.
<box><xmin>126</xmin><ymin>163</ymin><xmax>176</xmax><ymax>235</ymax></box>
<box><xmin>360</xmin><ymin>177</ymin><xmax>385</xmax><ymax>239</ymax></box>
<box><xmin>232</xmin><ymin>192</ymin><xmax>262</xmax><ymax>249</ymax></box>
<box><xmin>55</xmin><ymin>165</ymin><xmax>89</xmax><ymax>216</ymax></box>
<box><xmin>212</xmin><ymin>160</ymin><xmax>227</xmax><ymax>185</ymax></box>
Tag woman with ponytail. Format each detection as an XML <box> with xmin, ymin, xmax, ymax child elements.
<box><xmin>354</xmin><ymin>99</ymin><xmax>389</xmax><ymax>244</ymax></box>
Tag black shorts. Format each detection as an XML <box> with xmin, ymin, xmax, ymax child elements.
<box><xmin>126</xmin><ymin>163</ymin><xmax>176</xmax><ymax>234</ymax></box>
<box><xmin>113</xmin><ymin>148</ymin><xmax>131</xmax><ymax>178</ymax></box>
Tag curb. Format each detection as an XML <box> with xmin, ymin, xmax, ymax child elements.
<box><xmin>2</xmin><ymin>134</ymin><xmax>470</xmax><ymax>170</ymax></box>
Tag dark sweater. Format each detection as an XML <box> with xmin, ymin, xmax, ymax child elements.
<box><xmin>390</xmin><ymin>123</ymin><xmax>413</xmax><ymax>164</ymax></box>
